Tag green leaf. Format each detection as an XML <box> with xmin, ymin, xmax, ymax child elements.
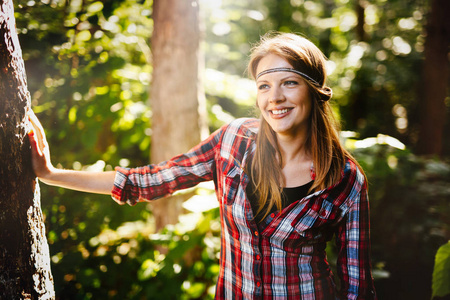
<box><xmin>68</xmin><ymin>106</ymin><xmax>77</xmax><ymax>124</ymax></box>
<box><xmin>432</xmin><ymin>241</ymin><xmax>450</xmax><ymax>298</ymax></box>
<box><xmin>87</xmin><ymin>2</ymin><xmax>104</xmax><ymax>14</ymax></box>
<box><xmin>138</xmin><ymin>259</ymin><xmax>162</xmax><ymax>281</ymax></box>
<box><xmin>186</xmin><ymin>282</ymin><xmax>206</xmax><ymax>298</ymax></box>
<box><xmin>76</xmin><ymin>30</ymin><xmax>91</xmax><ymax>42</ymax></box>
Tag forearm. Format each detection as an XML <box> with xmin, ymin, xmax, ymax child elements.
<box><xmin>39</xmin><ymin>168</ymin><xmax>116</xmax><ymax>195</ymax></box>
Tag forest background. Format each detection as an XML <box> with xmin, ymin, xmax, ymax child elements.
<box><xmin>12</xmin><ymin>0</ymin><xmax>449</xmax><ymax>299</ymax></box>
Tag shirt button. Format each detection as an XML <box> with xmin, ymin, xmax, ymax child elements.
<box><xmin>254</xmin><ymin>231</ymin><xmax>259</xmax><ymax>236</ymax></box>
<box><xmin>256</xmin><ymin>282</ymin><xmax>261</xmax><ymax>287</ymax></box>
<box><xmin>256</xmin><ymin>255</ymin><xmax>260</xmax><ymax>260</ymax></box>
<box><xmin>270</xmin><ymin>213</ymin><xmax>275</xmax><ymax>218</ymax></box>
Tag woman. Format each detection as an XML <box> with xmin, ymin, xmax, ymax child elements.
<box><xmin>29</xmin><ymin>33</ymin><xmax>377</xmax><ymax>299</ymax></box>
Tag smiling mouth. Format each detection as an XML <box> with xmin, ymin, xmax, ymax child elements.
<box><xmin>270</xmin><ymin>108</ymin><xmax>293</xmax><ymax>115</ymax></box>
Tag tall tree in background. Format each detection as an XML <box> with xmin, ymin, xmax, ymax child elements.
<box><xmin>417</xmin><ymin>0</ymin><xmax>450</xmax><ymax>156</ymax></box>
<box><xmin>350</xmin><ymin>0</ymin><xmax>369</xmax><ymax>130</ymax></box>
<box><xmin>0</xmin><ymin>0</ymin><xmax>54</xmax><ymax>298</ymax></box>
<box><xmin>151</xmin><ymin>0</ymin><xmax>207</xmax><ymax>230</ymax></box>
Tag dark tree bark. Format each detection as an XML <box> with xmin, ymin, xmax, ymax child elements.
<box><xmin>416</xmin><ymin>0</ymin><xmax>450</xmax><ymax>155</ymax></box>
<box><xmin>150</xmin><ymin>0</ymin><xmax>207</xmax><ymax>231</ymax></box>
<box><xmin>355</xmin><ymin>0</ymin><xmax>366</xmax><ymax>42</ymax></box>
<box><xmin>349</xmin><ymin>0</ymin><xmax>368</xmax><ymax>131</ymax></box>
<box><xmin>0</xmin><ymin>0</ymin><xmax>55</xmax><ymax>298</ymax></box>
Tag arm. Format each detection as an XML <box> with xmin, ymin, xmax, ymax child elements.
<box><xmin>28</xmin><ymin>111</ymin><xmax>115</xmax><ymax>195</ymax></box>
<box><xmin>35</xmin><ymin>169</ymin><xmax>116</xmax><ymax>195</ymax></box>
<box><xmin>335</xmin><ymin>183</ymin><xmax>377</xmax><ymax>299</ymax></box>
<box><xmin>111</xmin><ymin>124</ymin><xmax>224</xmax><ymax>205</ymax></box>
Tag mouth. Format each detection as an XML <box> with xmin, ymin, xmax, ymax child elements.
<box><xmin>269</xmin><ymin>108</ymin><xmax>293</xmax><ymax>116</ymax></box>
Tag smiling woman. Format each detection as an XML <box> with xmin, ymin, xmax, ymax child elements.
<box><xmin>248</xmin><ymin>33</ymin><xmax>344</xmax><ymax>211</ymax></box>
<box><xmin>28</xmin><ymin>32</ymin><xmax>376</xmax><ymax>299</ymax></box>
<box><xmin>245</xmin><ymin>33</ymin><xmax>376</xmax><ymax>298</ymax></box>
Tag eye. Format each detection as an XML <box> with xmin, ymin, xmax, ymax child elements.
<box><xmin>284</xmin><ymin>80</ymin><xmax>298</xmax><ymax>86</ymax></box>
<box><xmin>258</xmin><ymin>84</ymin><xmax>270</xmax><ymax>90</ymax></box>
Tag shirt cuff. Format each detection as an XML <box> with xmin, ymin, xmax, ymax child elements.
<box><xmin>111</xmin><ymin>166</ymin><xmax>139</xmax><ymax>206</ymax></box>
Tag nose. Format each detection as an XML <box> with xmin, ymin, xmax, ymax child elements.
<box><xmin>269</xmin><ymin>85</ymin><xmax>285</xmax><ymax>103</ymax></box>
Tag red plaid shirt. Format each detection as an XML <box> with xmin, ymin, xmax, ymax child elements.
<box><xmin>112</xmin><ymin>118</ymin><xmax>377</xmax><ymax>299</ymax></box>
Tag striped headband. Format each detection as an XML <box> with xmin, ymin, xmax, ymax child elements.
<box><xmin>256</xmin><ymin>67</ymin><xmax>320</xmax><ymax>86</ymax></box>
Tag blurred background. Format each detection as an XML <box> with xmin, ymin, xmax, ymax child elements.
<box><xmin>13</xmin><ymin>0</ymin><xmax>449</xmax><ymax>298</ymax></box>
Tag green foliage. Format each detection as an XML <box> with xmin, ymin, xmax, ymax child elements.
<box><xmin>13</xmin><ymin>0</ymin><xmax>449</xmax><ymax>298</ymax></box>
<box><xmin>432</xmin><ymin>241</ymin><xmax>450</xmax><ymax>299</ymax></box>
<box><xmin>47</xmin><ymin>204</ymin><xmax>221</xmax><ymax>299</ymax></box>
<box><xmin>16</xmin><ymin>0</ymin><xmax>153</xmax><ymax>169</ymax></box>
<box><xmin>347</xmin><ymin>137</ymin><xmax>450</xmax><ymax>299</ymax></box>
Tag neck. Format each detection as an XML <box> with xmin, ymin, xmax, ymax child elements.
<box><xmin>276</xmin><ymin>131</ymin><xmax>310</xmax><ymax>167</ymax></box>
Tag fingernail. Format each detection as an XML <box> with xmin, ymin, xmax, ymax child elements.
<box><xmin>29</xmin><ymin>129</ymin><xmax>34</xmax><ymax>136</ymax></box>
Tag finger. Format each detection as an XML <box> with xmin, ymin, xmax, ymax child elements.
<box><xmin>28</xmin><ymin>111</ymin><xmax>45</xmax><ymax>138</ymax></box>
<box><xmin>28</xmin><ymin>129</ymin><xmax>43</xmax><ymax>156</ymax></box>
<box><xmin>27</xmin><ymin>111</ymin><xmax>47</xmax><ymax>151</ymax></box>
<box><xmin>28</xmin><ymin>119</ymin><xmax>43</xmax><ymax>152</ymax></box>
<box><xmin>28</xmin><ymin>110</ymin><xmax>38</xmax><ymax>128</ymax></box>
<box><xmin>28</xmin><ymin>111</ymin><xmax>45</xmax><ymax>133</ymax></box>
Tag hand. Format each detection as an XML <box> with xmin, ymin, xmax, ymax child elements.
<box><xmin>27</xmin><ymin>110</ymin><xmax>116</xmax><ymax>194</ymax></box>
<box><xmin>28</xmin><ymin>111</ymin><xmax>55</xmax><ymax>179</ymax></box>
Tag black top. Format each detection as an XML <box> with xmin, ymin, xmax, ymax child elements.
<box><xmin>246</xmin><ymin>162</ymin><xmax>313</xmax><ymax>224</ymax></box>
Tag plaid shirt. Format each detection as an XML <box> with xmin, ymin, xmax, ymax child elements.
<box><xmin>112</xmin><ymin>118</ymin><xmax>377</xmax><ymax>299</ymax></box>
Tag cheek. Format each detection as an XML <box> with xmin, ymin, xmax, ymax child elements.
<box><xmin>256</xmin><ymin>98</ymin><xmax>270</xmax><ymax>120</ymax></box>
<box><xmin>298</xmin><ymin>89</ymin><xmax>312</xmax><ymax>109</ymax></box>
<box><xmin>305</xmin><ymin>100</ymin><xmax>313</xmax><ymax>120</ymax></box>
<box><xmin>256</xmin><ymin>95</ymin><xmax>264</xmax><ymax>110</ymax></box>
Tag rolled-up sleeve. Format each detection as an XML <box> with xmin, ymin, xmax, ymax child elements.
<box><xmin>111</xmin><ymin>125</ymin><xmax>225</xmax><ymax>205</ymax></box>
<box><xmin>111</xmin><ymin>167</ymin><xmax>134</xmax><ymax>205</ymax></box>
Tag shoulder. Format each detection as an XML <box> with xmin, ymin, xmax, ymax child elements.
<box><xmin>207</xmin><ymin>118</ymin><xmax>258</xmax><ymax>144</ymax></box>
<box><xmin>343</xmin><ymin>157</ymin><xmax>366</xmax><ymax>186</ymax></box>
<box><xmin>217</xmin><ymin>118</ymin><xmax>258</xmax><ymax>160</ymax></box>
<box><xmin>339</xmin><ymin>157</ymin><xmax>366</xmax><ymax>189</ymax></box>
<box><xmin>335</xmin><ymin>157</ymin><xmax>367</xmax><ymax>204</ymax></box>
<box><xmin>218</xmin><ymin>118</ymin><xmax>259</xmax><ymax>143</ymax></box>
<box><xmin>225</xmin><ymin>118</ymin><xmax>259</xmax><ymax>136</ymax></box>
<box><xmin>323</xmin><ymin>157</ymin><xmax>366</xmax><ymax>196</ymax></box>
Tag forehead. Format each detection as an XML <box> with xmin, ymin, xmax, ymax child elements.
<box><xmin>256</xmin><ymin>54</ymin><xmax>293</xmax><ymax>75</ymax></box>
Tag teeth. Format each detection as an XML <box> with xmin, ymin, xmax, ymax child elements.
<box><xmin>272</xmin><ymin>109</ymin><xmax>290</xmax><ymax>115</ymax></box>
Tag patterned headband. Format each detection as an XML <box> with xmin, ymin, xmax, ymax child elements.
<box><xmin>256</xmin><ymin>67</ymin><xmax>320</xmax><ymax>86</ymax></box>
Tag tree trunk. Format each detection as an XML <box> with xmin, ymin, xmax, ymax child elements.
<box><xmin>416</xmin><ymin>0</ymin><xmax>450</xmax><ymax>156</ymax></box>
<box><xmin>355</xmin><ymin>0</ymin><xmax>366</xmax><ymax>42</ymax></box>
<box><xmin>349</xmin><ymin>0</ymin><xmax>368</xmax><ymax>131</ymax></box>
<box><xmin>0</xmin><ymin>0</ymin><xmax>55</xmax><ymax>298</ymax></box>
<box><xmin>150</xmin><ymin>0</ymin><xmax>207</xmax><ymax>231</ymax></box>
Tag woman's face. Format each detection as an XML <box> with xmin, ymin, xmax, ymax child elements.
<box><xmin>256</xmin><ymin>54</ymin><xmax>312</xmax><ymax>140</ymax></box>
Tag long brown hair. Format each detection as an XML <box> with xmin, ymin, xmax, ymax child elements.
<box><xmin>247</xmin><ymin>32</ymin><xmax>358</xmax><ymax>219</ymax></box>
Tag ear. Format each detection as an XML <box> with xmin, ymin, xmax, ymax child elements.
<box><xmin>319</xmin><ymin>86</ymin><xmax>332</xmax><ymax>101</ymax></box>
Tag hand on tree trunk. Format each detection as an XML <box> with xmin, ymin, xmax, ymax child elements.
<box><xmin>28</xmin><ymin>110</ymin><xmax>55</xmax><ymax>179</ymax></box>
<box><xmin>27</xmin><ymin>110</ymin><xmax>116</xmax><ymax>194</ymax></box>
